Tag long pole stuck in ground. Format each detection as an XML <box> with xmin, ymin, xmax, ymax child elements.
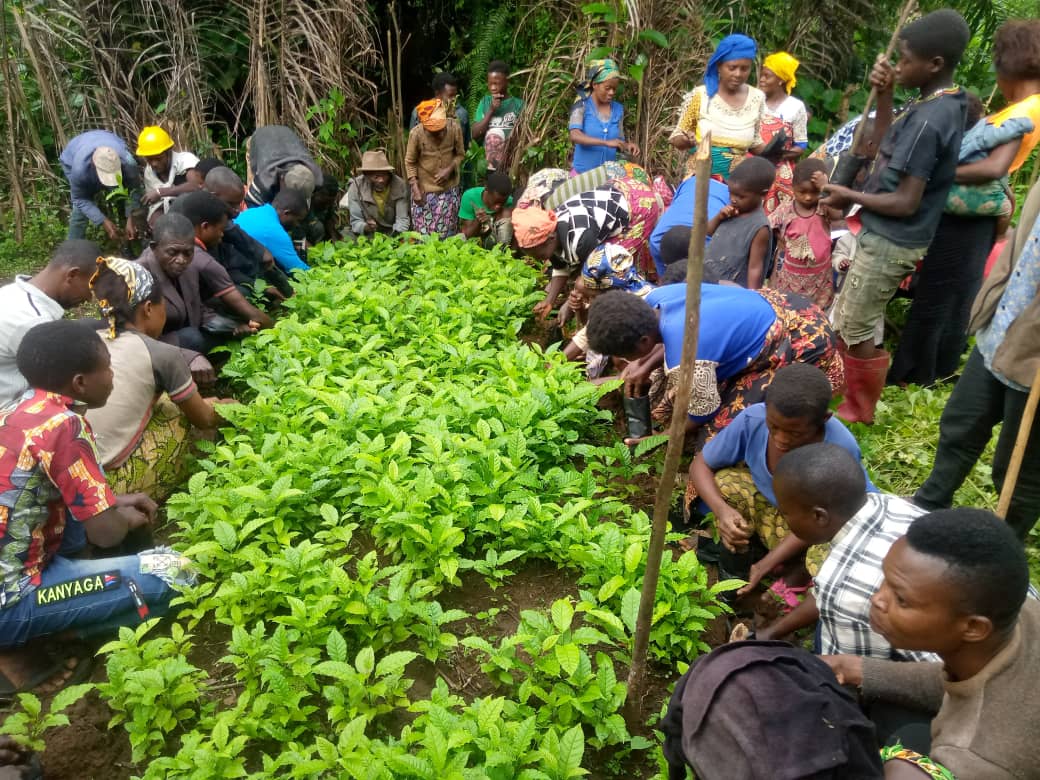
<box><xmin>625</xmin><ymin>133</ymin><xmax>712</xmax><ymax>722</ymax></box>
<box><xmin>996</xmin><ymin>365</ymin><xmax>1040</xmax><ymax>520</ymax></box>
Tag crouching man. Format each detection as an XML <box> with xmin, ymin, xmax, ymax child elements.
<box><xmin>0</xmin><ymin>320</ymin><xmax>194</xmax><ymax>692</ymax></box>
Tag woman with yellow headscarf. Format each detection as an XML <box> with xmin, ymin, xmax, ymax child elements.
<box><xmin>757</xmin><ymin>51</ymin><xmax>809</xmax><ymax>215</ymax></box>
<box><xmin>85</xmin><ymin>257</ymin><xmax>229</xmax><ymax>501</ymax></box>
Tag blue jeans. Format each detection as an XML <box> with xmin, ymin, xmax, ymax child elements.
<box><xmin>67</xmin><ymin>205</ymin><xmax>93</xmax><ymax>240</ymax></box>
<box><xmin>0</xmin><ymin>554</ymin><xmax>175</xmax><ymax>648</ymax></box>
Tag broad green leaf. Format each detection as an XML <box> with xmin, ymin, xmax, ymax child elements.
<box><xmin>596</xmin><ymin>575</ymin><xmax>626</xmax><ymax>603</ymax></box>
<box><xmin>326</xmin><ymin>629</ymin><xmax>347</xmax><ymax>663</ymax></box>
<box><xmin>375</xmin><ymin>650</ymin><xmax>418</xmax><ymax>678</ymax></box>
<box><xmin>623</xmin><ymin>542</ymin><xmax>642</xmax><ymax>573</ymax></box>
<box><xmin>555</xmin><ymin>643</ymin><xmax>580</xmax><ymax>677</ymax></box>
<box><xmin>212</xmin><ymin>521</ymin><xmax>237</xmax><ymax>551</ymax></box>
<box><xmin>621</xmin><ymin>588</ymin><xmax>641</xmax><ymax>633</ymax></box>
<box><xmin>50</xmin><ymin>682</ymin><xmax>93</xmax><ymax>714</ymax></box>
<box><xmin>557</xmin><ymin>725</ymin><xmax>585</xmax><ymax>772</ymax></box>
<box><xmin>550</xmin><ymin>599</ymin><xmax>574</xmax><ymax>632</ymax></box>
<box><xmin>637</xmin><ymin>28</ymin><xmax>669</xmax><ymax>47</ymax></box>
<box><xmin>710</xmin><ymin>578</ymin><xmax>747</xmax><ymax>595</ymax></box>
<box><xmin>355</xmin><ymin>646</ymin><xmax>375</xmax><ymax>677</ymax></box>
<box><xmin>633</xmin><ymin>434</ymin><xmax>669</xmax><ymax>458</ymax></box>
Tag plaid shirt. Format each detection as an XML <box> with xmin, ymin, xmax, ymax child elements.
<box><xmin>814</xmin><ymin>493</ymin><xmax>939</xmax><ymax>662</ymax></box>
<box><xmin>0</xmin><ymin>390</ymin><xmax>116</xmax><ymax>608</ymax></box>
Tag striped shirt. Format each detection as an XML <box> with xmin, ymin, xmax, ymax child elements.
<box><xmin>815</xmin><ymin>493</ymin><xmax>939</xmax><ymax>662</ymax></box>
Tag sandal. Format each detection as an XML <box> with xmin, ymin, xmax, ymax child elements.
<box><xmin>766</xmin><ymin>579</ymin><xmax>811</xmax><ymax>614</ymax></box>
<box><xmin>0</xmin><ymin>644</ymin><xmax>95</xmax><ymax>703</ymax></box>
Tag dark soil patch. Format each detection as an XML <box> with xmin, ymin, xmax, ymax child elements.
<box><xmin>410</xmin><ymin>559</ymin><xmax>581</xmax><ymax>705</ymax></box>
<box><xmin>39</xmin><ymin>670</ymin><xmax>133</xmax><ymax>779</ymax></box>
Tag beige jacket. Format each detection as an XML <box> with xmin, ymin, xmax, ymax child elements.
<box><xmin>404</xmin><ymin>124</ymin><xmax>464</xmax><ymax>194</ymax></box>
<box><xmin>968</xmin><ymin>178</ymin><xmax>1040</xmax><ymax>387</ymax></box>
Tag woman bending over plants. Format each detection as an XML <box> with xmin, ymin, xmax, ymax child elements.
<box><xmin>583</xmin><ymin>283</ymin><xmax>844</xmax><ymax>450</ymax></box>
<box><xmin>511</xmin><ymin>174</ymin><xmax>664</xmax><ymax>318</ymax></box>
<box><xmin>85</xmin><ymin>257</ymin><xmax>232</xmax><ymax>502</ymax></box>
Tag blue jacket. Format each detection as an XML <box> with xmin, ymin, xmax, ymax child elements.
<box><xmin>59</xmin><ymin>130</ymin><xmax>141</xmax><ymax>225</ymax></box>
<box><xmin>235</xmin><ymin>204</ymin><xmax>310</xmax><ymax>275</ymax></box>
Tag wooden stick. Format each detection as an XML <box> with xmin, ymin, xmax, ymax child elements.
<box><xmin>996</xmin><ymin>365</ymin><xmax>1040</xmax><ymax>519</ymax></box>
<box><xmin>625</xmin><ymin>133</ymin><xmax>712</xmax><ymax>723</ymax></box>
<box><xmin>848</xmin><ymin>0</ymin><xmax>917</xmax><ymax>157</ymax></box>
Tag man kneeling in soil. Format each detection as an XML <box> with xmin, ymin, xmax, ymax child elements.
<box><xmin>824</xmin><ymin>508</ymin><xmax>1040</xmax><ymax>777</ymax></box>
<box><xmin>0</xmin><ymin>320</ymin><xmax>194</xmax><ymax>694</ymax></box>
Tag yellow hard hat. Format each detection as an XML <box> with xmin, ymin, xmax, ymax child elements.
<box><xmin>136</xmin><ymin>126</ymin><xmax>174</xmax><ymax>157</ymax></box>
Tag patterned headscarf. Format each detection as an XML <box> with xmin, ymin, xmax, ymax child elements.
<box><xmin>704</xmin><ymin>34</ymin><xmax>757</xmax><ymax>98</ymax></box>
<box><xmin>512</xmin><ymin>206</ymin><xmax>558</xmax><ymax>249</ymax></box>
<box><xmin>578</xmin><ymin>58</ymin><xmax>622</xmax><ymax>98</ymax></box>
<box><xmin>763</xmin><ymin>52</ymin><xmax>799</xmax><ymax>94</ymax></box>
<box><xmin>581</xmin><ymin>244</ymin><xmax>654</xmax><ymax>295</ymax></box>
<box><xmin>89</xmin><ymin>256</ymin><xmax>156</xmax><ymax>339</ymax></box>
<box><xmin>416</xmin><ymin>99</ymin><xmax>447</xmax><ymax>132</ymax></box>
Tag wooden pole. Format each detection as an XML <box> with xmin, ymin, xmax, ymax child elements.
<box><xmin>847</xmin><ymin>0</ymin><xmax>917</xmax><ymax>158</ymax></box>
<box><xmin>996</xmin><ymin>365</ymin><xmax>1040</xmax><ymax>519</ymax></box>
<box><xmin>625</xmin><ymin>133</ymin><xmax>712</xmax><ymax>722</ymax></box>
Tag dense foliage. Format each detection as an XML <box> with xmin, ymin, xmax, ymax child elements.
<box><xmin>90</xmin><ymin>236</ymin><xmax>738</xmax><ymax>777</ymax></box>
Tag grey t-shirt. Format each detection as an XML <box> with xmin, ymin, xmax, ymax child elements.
<box><xmin>704</xmin><ymin>210</ymin><xmax>770</xmax><ymax>287</ymax></box>
<box><xmin>860</xmin><ymin>89</ymin><xmax>968</xmax><ymax>248</ymax></box>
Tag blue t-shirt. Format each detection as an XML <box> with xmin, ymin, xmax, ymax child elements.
<box><xmin>646</xmin><ymin>284</ymin><xmax>775</xmax><ymax>380</ymax></box>
<box><xmin>569</xmin><ymin>99</ymin><xmax>624</xmax><ymax>174</ymax></box>
<box><xmin>234</xmin><ymin>203</ymin><xmax>310</xmax><ymax>275</ymax></box>
<box><xmin>648</xmin><ymin>175</ymin><xmax>730</xmax><ymax>277</ymax></box>
<box><xmin>702</xmin><ymin>403</ymin><xmax>879</xmax><ymax>507</ymax></box>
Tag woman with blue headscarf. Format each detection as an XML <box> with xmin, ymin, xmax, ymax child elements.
<box><xmin>669</xmin><ymin>34</ymin><xmax>766</xmax><ymax>180</ymax></box>
<box><xmin>568</xmin><ymin>58</ymin><xmax>641</xmax><ymax>175</ymax></box>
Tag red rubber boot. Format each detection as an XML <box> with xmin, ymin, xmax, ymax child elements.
<box><xmin>836</xmin><ymin>350</ymin><xmax>889</xmax><ymax>424</ymax></box>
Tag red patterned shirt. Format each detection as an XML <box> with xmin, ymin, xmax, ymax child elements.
<box><xmin>0</xmin><ymin>390</ymin><xmax>116</xmax><ymax>607</ymax></box>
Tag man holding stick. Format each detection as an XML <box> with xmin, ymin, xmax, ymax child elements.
<box><xmin>913</xmin><ymin>178</ymin><xmax>1040</xmax><ymax>540</ymax></box>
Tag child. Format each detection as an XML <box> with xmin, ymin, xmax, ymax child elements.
<box><xmin>459</xmin><ymin>171</ymin><xmax>514</xmax><ymax>247</ymax></box>
<box><xmin>824</xmin><ymin>508</ymin><xmax>1040</xmax><ymax>778</ymax></box>
<box><xmin>688</xmin><ymin>364</ymin><xmax>875</xmax><ymax>608</ymax></box>
<box><xmin>234</xmin><ymin>188</ymin><xmax>312</xmax><ymax>274</ymax></box>
<box><xmin>703</xmin><ymin>157</ymin><xmax>774</xmax><ymax>288</ymax></box>
<box><xmin>754</xmin><ymin>443</ymin><xmax>936</xmax><ymax>664</ymax></box>
<box><xmin>820</xmin><ymin>9</ymin><xmax>970</xmax><ymax>423</ymax></box>
<box><xmin>472</xmin><ymin>61</ymin><xmax>525</xmax><ymax>173</ymax></box>
<box><xmin>768</xmin><ymin>158</ymin><xmax>833</xmax><ymax>308</ymax></box>
<box><xmin>0</xmin><ymin>320</ymin><xmax>192</xmax><ymax>667</ymax></box>
<box><xmin>85</xmin><ymin>257</ymin><xmax>227</xmax><ymax>502</ymax></box>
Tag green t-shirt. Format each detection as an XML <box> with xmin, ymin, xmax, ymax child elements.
<box><xmin>458</xmin><ymin>187</ymin><xmax>514</xmax><ymax>221</ymax></box>
<box><xmin>474</xmin><ymin>95</ymin><xmax>525</xmax><ymax>170</ymax></box>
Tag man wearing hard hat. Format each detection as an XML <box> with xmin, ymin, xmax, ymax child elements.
<box><xmin>59</xmin><ymin>130</ymin><xmax>143</xmax><ymax>241</ymax></box>
<box><xmin>136</xmin><ymin>126</ymin><xmax>204</xmax><ymax>224</ymax></box>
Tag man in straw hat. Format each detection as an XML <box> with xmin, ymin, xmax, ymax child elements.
<box><xmin>59</xmin><ymin>130</ymin><xmax>143</xmax><ymax>242</ymax></box>
<box><xmin>343</xmin><ymin>150</ymin><xmax>410</xmax><ymax>238</ymax></box>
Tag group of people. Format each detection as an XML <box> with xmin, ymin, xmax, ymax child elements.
<box><xmin>0</xmin><ymin>8</ymin><xmax>1038</xmax><ymax>779</ymax></box>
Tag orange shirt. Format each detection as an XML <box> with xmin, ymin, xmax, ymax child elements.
<box><xmin>988</xmin><ymin>93</ymin><xmax>1040</xmax><ymax>174</ymax></box>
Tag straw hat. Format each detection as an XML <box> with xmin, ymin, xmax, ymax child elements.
<box><xmin>359</xmin><ymin>150</ymin><xmax>394</xmax><ymax>173</ymax></box>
